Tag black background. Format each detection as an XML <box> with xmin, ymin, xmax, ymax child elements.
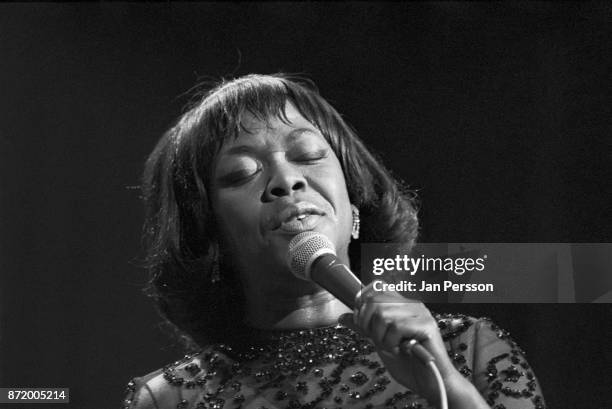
<box><xmin>1</xmin><ymin>3</ymin><xmax>611</xmax><ymax>409</ymax></box>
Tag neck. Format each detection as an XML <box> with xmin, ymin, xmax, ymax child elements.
<box><xmin>243</xmin><ymin>287</ymin><xmax>352</xmax><ymax>330</ymax></box>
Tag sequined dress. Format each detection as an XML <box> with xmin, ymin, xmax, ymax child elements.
<box><xmin>122</xmin><ymin>314</ymin><xmax>545</xmax><ymax>409</ymax></box>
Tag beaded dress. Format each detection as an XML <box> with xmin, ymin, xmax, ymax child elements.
<box><xmin>122</xmin><ymin>314</ymin><xmax>545</xmax><ymax>409</ymax></box>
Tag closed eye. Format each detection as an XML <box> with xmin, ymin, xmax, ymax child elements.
<box><xmin>293</xmin><ymin>149</ymin><xmax>329</xmax><ymax>163</ymax></box>
<box><xmin>217</xmin><ymin>167</ymin><xmax>261</xmax><ymax>186</ymax></box>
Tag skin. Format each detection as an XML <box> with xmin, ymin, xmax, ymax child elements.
<box><xmin>210</xmin><ymin>102</ymin><xmax>488</xmax><ymax>408</ymax></box>
<box><xmin>211</xmin><ymin>102</ymin><xmax>353</xmax><ymax>330</ymax></box>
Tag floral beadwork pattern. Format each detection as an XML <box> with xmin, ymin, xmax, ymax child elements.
<box><xmin>122</xmin><ymin>314</ymin><xmax>545</xmax><ymax>409</ymax></box>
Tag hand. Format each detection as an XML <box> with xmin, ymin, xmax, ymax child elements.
<box><xmin>338</xmin><ymin>281</ymin><xmax>461</xmax><ymax>405</ymax></box>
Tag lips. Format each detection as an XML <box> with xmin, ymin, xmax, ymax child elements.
<box><xmin>278</xmin><ymin>214</ymin><xmax>321</xmax><ymax>233</ymax></box>
<box><xmin>272</xmin><ymin>202</ymin><xmax>326</xmax><ymax>233</ymax></box>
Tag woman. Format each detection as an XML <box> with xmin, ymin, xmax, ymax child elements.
<box><xmin>123</xmin><ymin>74</ymin><xmax>545</xmax><ymax>409</ymax></box>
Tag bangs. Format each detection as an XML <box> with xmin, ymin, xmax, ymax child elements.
<box><xmin>174</xmin><ymin>74</ymin><xmax>342</xmax><ymax>191</ymax></box>
<box><xmin>204</xmin><ymin>75</ymin><xmax>296</xmax><ymax>143</ymax></box>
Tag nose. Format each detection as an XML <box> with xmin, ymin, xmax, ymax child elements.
<box><xmin>263</xmin><ymin>158</ymin><xmax>306</xmax><ymax>201</ymax></box>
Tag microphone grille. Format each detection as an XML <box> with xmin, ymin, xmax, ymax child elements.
<box><xmin>288</xmin><ymin>231</ymin><xmax>336</xmax><ymax>280</ymax></box>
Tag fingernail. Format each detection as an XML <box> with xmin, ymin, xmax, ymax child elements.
<box><xmin>354</xmin><ymin>288</ymin><xmax>363</xmax><ymax>306</ymax></box>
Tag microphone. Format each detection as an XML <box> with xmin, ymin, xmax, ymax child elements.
<box><xmin>287</xmin><ymin>231</ymin><xmax>435</xmax><ymax>364</ymax></box>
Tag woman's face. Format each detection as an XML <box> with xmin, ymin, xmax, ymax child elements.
<box><xmin>211</xmin><ymin>102</ymin><xmax>353</xmax><ymax>292</ymax></box>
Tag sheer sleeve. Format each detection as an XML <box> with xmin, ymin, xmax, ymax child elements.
<box><xmin>121</xmin><ymin>376</ymin><xmax>160</xmax><ymax>409</ymax></box>
<box><xmin>469</xmin><ymin>318</ymin><xmax>546</xmax><ymax>409</ymax></box>
<box><xmin>120</xmin><ymin>354</ymin><xmax>211</xmax><ymax>409</ymax></box>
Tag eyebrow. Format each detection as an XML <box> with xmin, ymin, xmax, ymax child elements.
<box><xmin>220</xmin><ymin>127</ymin><xmax>321</xmax><ymax>156</ymax></box>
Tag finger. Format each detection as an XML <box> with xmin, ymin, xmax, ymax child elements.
<box><xmin>369</xmin><ymin>312</ymin><xmax>394</xmax><ymax>351</ymax></box>
<box><xmin>357</xmin><ymin>297</ymin><xmax>378</xmax><ymax>335</ymax></box>
<box><xmin>355</xmin><ymin>281</ymin><xmax>378</xmax><ymax>306</ymax></box>
<box><xmin>380</xmin><ymin>316</ymin><xmax>405</xmax><ymax>354</ymax></box>
<box><xmin>382</xmin><ymin>314</ymin><xmax>433</xmax><ymax>355</ymax></box>
<box><xmin>338</xmin><ymin>313</ymin><xmax>360</xmax><ymax>334</ymax></box>
<box><xmin>378</xmin><ymin>349</ymin><xmax>398</xmax><ymax>362</ymax></box>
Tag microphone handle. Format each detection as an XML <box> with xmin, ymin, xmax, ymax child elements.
<box><xmin>310</xmin><ymin>254</ymin><xmax>362</xmax><ymax>308</ymax></box>
<box><xmin>310</xmin><ymin>254</ymin><xmax>435</xmax><ymax>363</ymax></box>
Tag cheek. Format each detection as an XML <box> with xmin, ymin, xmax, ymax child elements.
<box><xmin>331</xmin><ymin>171</ymin><xmax>353</xmax><ymax>240</ymax></box>
<box><xmin>213</xmin><ymin>189</ymin><xmax>262</xmax><ymax>246</ymax></box>
<box><xmin>331</xmin><ymin>173</ymin><xmax>351</xmax><ymax>221</ymax></box>
<box><xmin>311</xmin><ymin>164</ymin><xmax>353</xmax><ymax>232</ymax></box>
<box><xmin>327</xmin><ymin>174</ymin><xmax>353</xmax><ymax>257</ymax></box>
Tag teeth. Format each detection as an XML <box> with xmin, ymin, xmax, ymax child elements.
<box><xmin>296</xmin><ymin>214</ymin><xmax>306</xmax><ymax>220</ymax></box>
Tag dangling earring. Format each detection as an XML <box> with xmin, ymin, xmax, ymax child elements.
<box><xmin>210</xmin><ymin>242</ymin><xmax>221</xmax><ymax>284</ymax></box>
<box><xmin>351</xmin><ymin>205</ymin><xmax>360</xmax><ymax>240</ymax></box>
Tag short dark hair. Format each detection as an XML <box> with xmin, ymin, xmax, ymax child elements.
<box><xmin>142</xmin><ymin>74</ymin><xmax>419</xmax><ymax>348</ymax></box>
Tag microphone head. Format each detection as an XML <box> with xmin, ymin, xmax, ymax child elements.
<box><xmin>288</xmin><ymin>231</ymin><xmax>336</xmax><ymax>280</ymax></box>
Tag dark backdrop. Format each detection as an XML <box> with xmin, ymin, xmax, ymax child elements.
<box><xmin>1</xmin><ymin>3</ymin><xmax>611</xmax><ymax>409</ymax></box>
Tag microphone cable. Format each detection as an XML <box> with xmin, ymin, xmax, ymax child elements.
<box><xmin>399</xmin><ymin>339</ymin><xmax>448</xmax><ymax>409</ymax></box>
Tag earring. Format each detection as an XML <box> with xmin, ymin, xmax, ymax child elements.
<box><xmin>210</xmin><ymin>242</ymin><xmax>221</xmax><ymax>284</ymax></box>
<box><xmin>351</xmin><ymin>205</ymin><xmax>360</xmax><ymax>240</ymax></box>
